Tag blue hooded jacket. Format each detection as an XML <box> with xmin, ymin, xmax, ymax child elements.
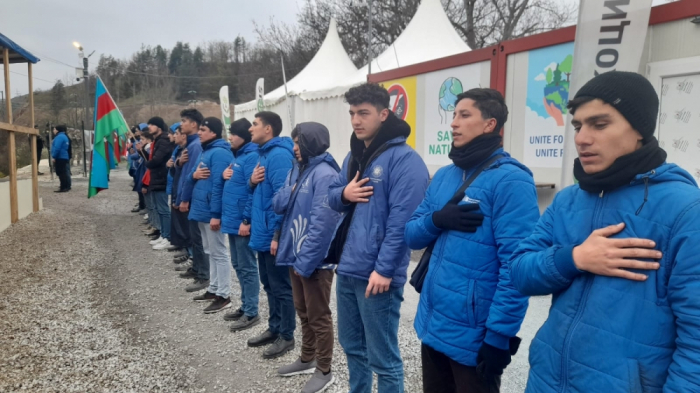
<box><xmin>509</xmin><ymin>163</ymin><xmax>700</xmax><ymax>393</ymax></box>
<box><xmin>272</xmin><ymin>123</ymin><xmax>342</xmax><ymax>277</ymax></box>
<box><xmin>187</xmin><ymin>138</ymin><xmax>233</xmax><ymax>223</ymax></box>
<box><xmin>405</xmin><ymin>149</ymin><xmax>540</xmax><ymax>366</ymax></box>
<box><xmin>176</xmin><ymin>134</ymin><xmax>202</xmax><ymax>206</ymax></box>
<box><xmin>249</xmin><ymin>136</ymin><xmax>295</xmax><ymax>252</ymax></box>
<box><xmin>328</xmin><ymin>113</ymin><xmax>429</xmax><ymax>287</ymax></box>
<box><xmin>51</xmin><ymin>132</ymin><xmax>70</xmax><ymax>160</ymax></box>
<box><xmin>221</xmin><ymin>142</ymin><xmax>259</xmax><ymax>235</ymax></box>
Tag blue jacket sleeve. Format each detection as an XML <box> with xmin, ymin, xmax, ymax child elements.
<box><xmin>374</xmin><ymin>152</ymin><xmax>429</xmax><ymax>279</ymax></box>
<box><xmin>242</xmin><ymin>155</ymin><xmax>256</xmax><ymax>221</ymax></box>
<box><xmin>328</xmin><ymin>154</ymin><xmax>352</xmax><ymax>213</ymax></box>
<box><xmin>295</xmin><ymin>171</ymin><xmax>341</xmax><ymax>278</ymax></box>
<box><xmin>209</xmin><ymin>151</ymin><xmax>231</xmax><ymax>220</ymax></box>
<box><xmin>179</xmin><ymin>144</ymin><xmax>202</xmax><ymax>204</ymax></box>
<box><xmin>273</xmin><ymin>181</ymin><xmax>293</xmax><ymax>215</ymax></box>
<box><xmin>664</xmin><ymin>201</ymin><xmax>700</xmax><ymax>392</ymax></box>
<box><xmin>404</xmin><ymin>173</ymin><xmax>444</xmax><ymax>250</ymax></box>
<box><xmin>484</xmin><ymin>170</ymin><xmax>540</xmax><ymax>350</ymax></box>
<box><xmin>509</xmin><ymin>192</ymin><xmax>582</xmax><ymax>297</ymax></box>
<box><xmin>266</xmin><ymin>152</ymin><xmax>294</xmax><ymax>231</ymax></box>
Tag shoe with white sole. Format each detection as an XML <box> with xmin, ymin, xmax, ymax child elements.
<box><xmin>153</xmin><ymin>238</ymin><xmax>171</xmax><ymax>250</ymax></box>
<box><xmin>301</xmin><ymin>369</ymin><xmax>334</xmax><ymax>393</ymax></box>
<box><xmin>143</xmin><ymin>214</ymin><xmax>149</xmax><ymax>220</ymax></box>
<box><xmin>149</xmin><ymin>236</ymin><xmax>164</xmax><ymax>245</ymax></box>
<box><xmin>278</xmin><ymin>357</ymin><xmax>317</xmax><ymax>377</ymax></box>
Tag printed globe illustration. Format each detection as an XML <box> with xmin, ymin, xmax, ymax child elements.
<box><xmin>439</xmin><ymin>77</ymin><xmax>463</xmax><ymax>112</ymax></box>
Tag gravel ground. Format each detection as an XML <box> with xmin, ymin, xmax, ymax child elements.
<box><xmin>0</xmin><ymin>168</ymin><xmax>551</xmax><ymax>392</ymax></box>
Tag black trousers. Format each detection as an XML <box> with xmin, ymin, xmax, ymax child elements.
<box><xmin>137</xmin><ymin>192</ymin><xmax>146</xmax><ymax>210</ymax></box>
<box><xmin>421</xmin><ymin>344</ymin><xmax>501</xmax><ymax>393</ymax></box>
<box><xmin>54</xmin><ymin>159</ymin><xmax>71</xmax><ymax>190</ymax></box>
<box><xmin>170</xmin><ymin>207</ymin><xmax>191</xmax><ymax>249</ymax></box>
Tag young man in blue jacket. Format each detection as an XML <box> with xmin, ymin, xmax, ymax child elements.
<box><xmin>165</xmin><ymin>123</ymin><xmax>190</xmax><ymax>255</ymax></box>
<box><xmin>510</xmin><ymin>71</ymin><xmax>700</xmax><ymax>393</ymax></box>
<box><xmin>272</xmin><ymin>122</ymin><xmax>341</xmax><ymax>393</ymax></box>
<box><xmin>221</xmin><ymin>118</ymin><xmax>261</xmax><ymax>332</ymax></box>
<box><xmin>246</xmin><ymin>111</ymin><xmax>297</xmax><ymax>360</ymax></box>
<box><xmin>187</xmin><ymin>117</ymin><xmax>234</xmax><ymax>314</ymax></box>
<box><xmin>176</xmin><ymin>109</ymin><xmax>209</xmax><ymax>292</ymax></box>
<box><xmin>51</xmin><ymin>124</ymin><xmax>71</xmax><ymax>192</ymax></box>
<box><xmin>405</xmin><ymin>88</ymin><xmax>540</xmax><ymax>392</ymax></box>
<box><xmin>327</xmin><ymin>83</ymin><xmax>429</xmax><ymax>393</ymax></box>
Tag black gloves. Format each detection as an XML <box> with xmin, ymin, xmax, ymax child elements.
<box><xmin>432</xmin><ymin>194</ymin><xmax>484</xmax><ymax>233</ymax></box>
<box><xmin>476</xmin><ymin>337</ymin><xmax>522</xmax><ymax>380</ymax></box>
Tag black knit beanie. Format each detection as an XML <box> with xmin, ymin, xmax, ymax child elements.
<box><xmin>202</xmin><ymin>117</ymin><xmax>224</xmax><ymax>138</ymax></box>
<box><xmin>229</xmin><ymin>118</ymin><xmax>252</xmax><ymax>144</ymax></box>
<box><xmin>147</xmin><ymin>116</ymin><xmax>168</xmax><ymax>134</ymax></box>
<box><xmin>573</xmin><ymin>71</ymin><xmax>659</xmax><ymax>142</ymax></box>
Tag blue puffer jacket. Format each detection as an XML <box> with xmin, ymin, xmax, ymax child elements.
<box><xmin>177</xmin><ymin>135</ymin><xmax>202</xmax><ymax>206</ymax></box>
<box><xmin>221</xmin><ymin>142</ymin><xmax>259</xmax><ymax>235</ymax></box>
<box><xmin>328</xmin><ymin>134</ymin><xmax>429</xmax><ymax>287</ymax></box>
<box><xmin>509</xmin><ymin>163</ymin><xmax>700</xmax><ymax>393</ymax></box>
<box><xmin>273</xmin><ymin>151</ymin><xmax>341</xmax><ymax>277</ymax></box>
<box><xmin>405</xmin><ymin>149</ymin><xmax>540</xmax><ymax>366</ymax></box>
<box><xmin>249</xmin><ymin>137</ymin><xmax>295</xmax><ymax>252</ymax></box>
<box><xmin>51</xmin><ymin>132</ymin><xmax>70</xmax><ymax>160</ymax></box>
<box><xmin>187</xmin><ymin>138</ymin><xmax>233</xmax><ymax>223</ymax></box>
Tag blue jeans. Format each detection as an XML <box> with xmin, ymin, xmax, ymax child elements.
<box><xmin>152</xmin><ymin>191</ymin><xmax>171</xmax><ymax>240</ymax></box>
<box><xmin>146</xmin><ymin>192</ymin><xmax>159</xmax><ymax>230</ymax></box>
<box><xmin>229</xmin><ymin>235</ymin><xmax>260</xmax><ymax>317</ymax></box>
<box><xmin>258</xmin><ymin>251</ymin><xmax>295</xmax><ymax>340</ymax></box>
<box><xmin>336</xmin><ymin>274</ymin><xmax>404</xmax><ymax>393</ymax></box>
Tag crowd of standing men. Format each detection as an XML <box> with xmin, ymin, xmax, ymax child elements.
<box><xmin>123</xmin><ymin>72</ymin><xmax>700</xmax><ymax>393</ymax></box>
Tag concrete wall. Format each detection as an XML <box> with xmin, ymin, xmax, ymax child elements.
<box><xmin>0</xmin><ymin>178</ymin><xmax>41</xmax><ymax>234</ymax></box>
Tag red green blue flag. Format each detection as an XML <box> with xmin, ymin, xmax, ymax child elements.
<box><xmin>88</xmin><ymin>76</ymin><xmax>130</xmax><ymax>198</ymax></box>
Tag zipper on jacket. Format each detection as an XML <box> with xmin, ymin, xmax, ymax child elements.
<box><xmin>560</xmin><ymin>193</ymin><xmax>606</xmax><ymax>392</ymax></box>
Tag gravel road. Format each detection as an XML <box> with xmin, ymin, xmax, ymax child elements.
<box><xmin>0</xmin><ymin>168</ymin><xmax>550</xmax><ymax>392</ymax></box>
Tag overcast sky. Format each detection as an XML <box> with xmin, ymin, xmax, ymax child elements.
<box><xmin>2</xmin><ymin>0</ymin><xmax>303</xmax><ymax>96</ymax></box>
<box><xmin>3</xmin><ymin>0</ymin><xmax>670</xmax><ymax>97</ymax></box>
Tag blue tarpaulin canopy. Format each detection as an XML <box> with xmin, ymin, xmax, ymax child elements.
<box><xmin>0</xmin><ymin>32</ymin><xmax>40</xmax><ymax>64</ymax></box>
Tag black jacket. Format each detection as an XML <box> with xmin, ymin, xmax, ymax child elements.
<box><xmin>145</xmin><ymin>133</ymin><xmax>174</xmax><ymax>191</ymax></box>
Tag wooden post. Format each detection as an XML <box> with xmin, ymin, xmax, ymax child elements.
<box><xmin>4</xmin><ymin>48</ymin><xmax>18</xmax><ymax>223</ymax></box>
<box><xmin>29</xmin><ymin>63</ymin><xmax>39</xmax><ymax>212</ymax></box>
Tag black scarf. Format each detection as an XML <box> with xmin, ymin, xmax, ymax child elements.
<box><xmin>347</xmin><ymin>111</ymin><xmax>411</xmax><ymax>181</ymax></box>
<box><xmin>448</xmin><ymin>132</ymin><xmax>503</xmax><ymax>170</ymax></box>
<box><xmin>574</xmin><ymin>137</ymin><xmax>667</xmax><ymax>194</ymax></box>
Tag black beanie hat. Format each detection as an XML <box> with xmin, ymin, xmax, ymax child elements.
<box><xmin>573</xmin><ymin>71</ymin><xmax>659</xmax><ymax>142</ymax></box>
<box><xmin>229</xmin><ymin>118</ymin><xmax>252</xmax><ymax>144</ymax></box>
<box><xmin>202</xmin><ymin>117</ymin><xmax>224</xmax><ymax>138</ymax></box>
<box><xmin>147</xmin><ymin>116</ymin><xmax>168</xmax><ymax>134</ymax></box>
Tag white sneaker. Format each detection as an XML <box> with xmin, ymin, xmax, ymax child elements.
<box><xmin>153</xmin><ymin>238</ymin><xmax>171</xmax><ymax>250</ymax></box>
<box><xmin>143</xmin><ymin>214</ymin><xmax>149</xmax><ymax>220</ymax></box>
<box><xmin>149</xmin><ymin>236</ymin><xmax>163</xmax><ymax>245</ymax></box>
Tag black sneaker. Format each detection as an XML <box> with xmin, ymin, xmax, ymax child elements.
<box><xmin>193</xmin><ymin>291</ymin><xmax>217</xmax><ymax>302</ymax></box>
<box><xmin>230</xmin><ymin>315</ymin><xmax>261</xmax><ymax>332</ymax></box>
<box><xmin>148</xmin><ymin>233</ymin><xmax>161</xmax><ymax>241</ymax></box>
<box><xmin>203</xmin><ymin>296</ymin><xmax>232</xmax><ymax>314</ymax></box>
<box><xmin>173</xmin><ymin>249</ymin><xmax>189</xmax><ymax>258</ymax></box>
<box><xmin>173</xmin><ymin>255</ymin><xmax>189</xmax><ymax>264</ymax></box>
<box><xmin>263</xmin><ymin>337</ymin><xmax>295</xmax><ymax>359</ymax></box>
<box><xmin>247</xmin><ymin>330</ymin><xmax>279</xmax><ymax>348</ymax></box>
<box><xmin>146</xmin><ymin>229</ymin><xmax>160</xmax><ymax>237</ymax></box>
<box><xmin>131</xmin><ymin>206</ymin><xmax>141</xmax><ymax>213</ymax></box>
<box><xmin>179</xmin><ymin>269</ymin><xmax>196</xmax><ymax>279</ymax></box>
<box><xmin>167</xmin><ymin>245</ymin><xmax>181</xmax><ymax>252</ymax></box>
<box><xmin>223</xmin><ymin>308</ymin><xmax>244</xmax><ymax>321</ymax></box>
<box><xmin>185</xmin><ymin>278</ymin><xmax>210</xmax><ymax>292</ymax></box>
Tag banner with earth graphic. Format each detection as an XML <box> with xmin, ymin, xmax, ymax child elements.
<box><xmin>524</xmin><ymin>42</ymin><xmax>574</xmax><ymax>168</ymax></box>
<box><xmin>380</xmin><ymin>76</ymin><xmax>417</xmax><ymax>149</ymax></box>
<box><xmin>423</xmin><ymin>63</ymin><xmax>483</xmax><ymax>166</ymax></box>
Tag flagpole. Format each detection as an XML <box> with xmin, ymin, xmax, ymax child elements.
<box><xmin>280</xmin><ymin>53</ymin><xmax>293</xmax><ymax>129</ymax></box>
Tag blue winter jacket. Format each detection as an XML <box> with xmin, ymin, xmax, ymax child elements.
<box><xmin>405</xmin><ymin>149</ymin><xmax>540</xmax><ymax>366</ymax></box>
<box><xmin>51</xmin><ymin>132</ymin><xmax>70</xmax><ymax>160</ymax></box>
<box><xmin>249</xmin><ymin>137</ymin><xmax>295</xmax><ymax>252</ymax></box>
<box><xmin>273</xmin><ymin>153</ymin><xmax>341</xmax><ymax>277</ymax></box>
<box><xmin>221</xmin><ymin>142</ymin><xmax>259</xmax><ymax>235</ymax></box>
<box><xmin>166</xmin><ymin>145</ymin><xmax>177</xmax><ymax>196</ymax></box>
<box><xmin>187</xmin><ymin>138</ymin><xmax>233</xmax><ymax>223</ymax></box>
<box><xmin>168</xmin><ymin>146</ymin><xmax>181</xmax><ymax>199</ymax></box>
<box><xmin>509</xmin><ymin>163</ymin><xmax>700</xmax><ymax>393</ymax></box>
<box><xmin>177</xmin><ymin>135</ymin><xmax>202</xmax><ymax>206</ymax></box>
<box><xmin>328</xmin><ymin>136</ymin><xmax>429</xmax><ymax>287</ymax></box>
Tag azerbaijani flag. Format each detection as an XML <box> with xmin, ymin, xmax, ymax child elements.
<box><xmin>88</xmin><ymin>76</ymin><xmax>130</xmax><ymax>198</ymax></box>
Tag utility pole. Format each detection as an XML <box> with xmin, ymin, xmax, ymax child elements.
<box><xmin>368</xmin><ymin>0</ymin><xmax>373</xmax><ymax>75</ymax></box>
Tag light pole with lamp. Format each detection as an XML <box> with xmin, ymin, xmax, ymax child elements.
<box><xmin>73</xmin><ymin>42</ymin><xmax>94</xmax><ymax>177</ymax></box>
